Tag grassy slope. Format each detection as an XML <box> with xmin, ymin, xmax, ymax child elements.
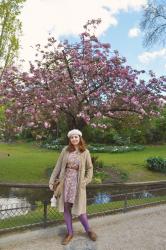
<box><xmin>0</xmin><ymin>142</ymin><xmax>166</xmax><ymax>183</ymax></box>
<box><xmin>98</xmin><ymin>145</ymin><xmax>166</xmax><ymax>182</ymax></box>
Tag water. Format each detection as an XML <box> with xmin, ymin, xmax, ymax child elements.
<box><xmin>94</xmin><ymin>192</ymin><xmax>112</xmax><ymax>204</ymax></box>
<box><xmin>0</xmin><ymin>185</ymin><xmax>166</xmax><ymax>219</ymax></box>
<box><xmin>0</xmin><ymin>197</ymin><xmax>30</xmax><ymax>219</ymax></box>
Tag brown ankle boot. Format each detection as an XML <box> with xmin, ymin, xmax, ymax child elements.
<box><xmin>61</xmin><ymin>234</ymin><xmax>73</xmax><ymax>245</ymax></box>
<box><xmin>87</xmin><ymin>230</ymin><xmax>97</xmax><ymax>241</ymax></box>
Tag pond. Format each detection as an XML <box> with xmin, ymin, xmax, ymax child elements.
<box><xmin>0</xmin><ymin>183</ymin><xmax>166</xmax><ymax>219</ymax></box>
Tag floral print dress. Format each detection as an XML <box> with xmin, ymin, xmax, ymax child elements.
<box><xmin>64</xmin><ymin>150</ymin><xmax>80</xmax><ymax>204</ymax></box>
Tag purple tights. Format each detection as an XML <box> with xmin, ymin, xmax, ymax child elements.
<box><xmin>64</xmin><ymin>202</ymin><xmax>90</xmax><ymax>235</ymax></box>
<box><xmin>64</xmin><ymin>202</ymin><xmax>73</xmax><ymax>235</ymax></box>
<box><xmin>78</xmin><ymin>213</ymin><xmax>90</xmax><ymax>232</ymax></box>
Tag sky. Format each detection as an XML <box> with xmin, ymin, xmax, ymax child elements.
<box><xmin>19</xmin><ymin>0</ymin><xmax>166</xmax><ymax>77</ymax></box>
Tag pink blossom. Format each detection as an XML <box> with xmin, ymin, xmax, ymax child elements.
<box><xmin>44</xmin><ymin>121</ymin><xmax>51</xmax><ymax>128</ymax></box>
<box><xmin>0</xmin><ymin>18</ymin><xmax>165</xmax><ymax>138</ymax></box>
<box><xmin>46</xmin><ymin>99</ymin><xmax>52</xmax><ymax>104</ymax></box>
<box><xmin>140</xmin><ymin>109</ymin><xmax>147</xmax><ymax>115</ymax></box>
<box><xmin>91</xmin><ymin>123</ymin><xmax>97</xmax><ymax>128</ymax></box>
<box><xmin>95</xmin><ymin>112</ymin><xmax>102</xmax><ymax>117</ymax></box>
<box><xmin>27</xmin><ymin>122</ymin><xmax>35</xmax><ymax>127</ymax></box>
<box><xmin>5</xmin><ymin>109</ymin><xmax>12</xmax><ymax>114</ymax></box>
<box><xmin>36</xmin><ymin>135</ymin><xmax>42</xmax><ymax>140</ymax></box>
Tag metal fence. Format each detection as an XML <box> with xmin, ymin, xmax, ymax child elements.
<box><xmin>0</xmin><ymin>187</ymin><xmax>166</xmax><ymax>235</ymax></box>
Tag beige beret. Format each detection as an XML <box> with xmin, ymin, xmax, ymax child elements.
<box><xmin>67</xmin><ymin>129</ymin><xmax>82</xmax><ymax>138</ymax></box>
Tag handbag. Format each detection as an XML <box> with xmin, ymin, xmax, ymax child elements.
<box><xmin>53</xmin><ymin>178</ymin><xmax>63</xmax><ymax>198</ymax></box>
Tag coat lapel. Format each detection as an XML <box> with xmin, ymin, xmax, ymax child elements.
<box><xmin>59</xmin><ymin>150</ymin><xmax>69</xmax><ymax>178</ymax></box>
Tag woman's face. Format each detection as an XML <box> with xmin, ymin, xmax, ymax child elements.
<box><xmin>70</xmin><ymin>134</ymin><xmax>80</xmax><ymax>146</ymax></box>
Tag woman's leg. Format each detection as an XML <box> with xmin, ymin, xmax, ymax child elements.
<box><xmin>64</xmin><ymin>202</ymin><xmax>73</xmax><ymax>235</ymax></box>
<box><xmin>78</xmin><ymin>213</ymin><xmax>90</xmax><ymax>232</ymax></box>
<box><xmin>79</xmin><ymin>213</ymin><xmax>97</xmax><ymax>241</ymax></box>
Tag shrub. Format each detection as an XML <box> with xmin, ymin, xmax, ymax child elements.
<box><xmin>41</xmin><ymin>141</ymin><xmax>145</xmax><ymax>153</ymax></box>
<box><xmin>146</xmin><ymin>157</ymin><xmax>166</xmax><ymax>173</ymax></box>
<box><xmin>41</xmin><ymin>138</ymin><xmax>65</xmax><ymax>150</ymax></box>
<box><xmin>88</xmin><ymin>144</ymin><xmax>145</xmax><ymax>153</ymax></box>
<box><xmin>91</xmin><ymin>155</ymin><xmax>108</xmax><ymax>183</ymax></box>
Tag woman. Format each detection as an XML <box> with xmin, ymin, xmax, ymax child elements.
<box><xmin>49</xmin><ymin>129</ymin><xmax>97</xmax><ymax>245</ymax></box>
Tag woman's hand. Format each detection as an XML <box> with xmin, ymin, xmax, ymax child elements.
<box><xmin>49</xmin><ymin>183</ymin><xmax>54</xmax><ymax>191</ymax></box>
<box><xmin>81</xmin><ymin>179</ymin><xmax>87</xmax><ymax>188</ymax></box>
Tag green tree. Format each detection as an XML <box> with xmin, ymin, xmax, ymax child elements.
<box><xmin>0</xmin><ymin>0</ymin><xmax>25</xmax><ymax>77</ymax></box>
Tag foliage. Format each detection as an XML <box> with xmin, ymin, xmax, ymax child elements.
<box><xmin>0</xmin><ymin>0</ymin><xmax>25</xmax><ymax>73</ymax></box>
<box><xmin>109</xmin><ymin>106</ymin><xmax>166</xmax><ymax>144</ymax></box>
<box><xmin>82</xmin><ymin>124</ymin><xmax>130</xmax><ymax>145</ymax></box>
<box><xmin>146</xmin><ymin>156</ymin><xmax>166</xmax><ymax>173</ymax></box>
<box><xmin>41</xmin><ymin>138</ymin><xmax>65</xmax><ymax>151</ymax></box>
<box><xmin>145</xmin><ymin>106</ymin><xmax>166</xmax><ymax>143</ymax></box>
<box><xmin>40</xmin><ymin>140</ymin><xmax>145</xmax><ymax>153</ymax></box>
<box><xmin>91</xmin><ymin>155</ymin><xmax>108</xmax><ymax>183</ymax></box>
<box><xmin>0</xmin><ymin>105</ymin><xmax>5</xmax><ymax>138</ymax></box>
<box><xmin>88</xmin><ymin>144</ymin><xmax>145</xmax><ymax>153</ymax></box>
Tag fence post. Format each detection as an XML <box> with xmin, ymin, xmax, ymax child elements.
<box><xmin>43</xmin><ymin>200</ymin><xmax>48</xmax><ymax>228</ymax></box>
<box><xmin>123</xmin><ymin>194</ymin><xmax>128</xmax><ymax>213</ymax></box>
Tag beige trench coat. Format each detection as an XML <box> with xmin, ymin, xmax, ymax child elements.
<box><xmin>49</xmin><ymin>146</ymin><xmax>93</xmax><ymax>216</ymax></box>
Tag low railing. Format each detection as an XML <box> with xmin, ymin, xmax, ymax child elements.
<box><xmin>0</xmin><ymin>187</ymin><xmax>166</xmax><ymax>234</ymax></box>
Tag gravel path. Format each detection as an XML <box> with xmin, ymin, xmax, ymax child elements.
<box><xmin>0</xmin><ymin>204</ymin><xmax>166</xmax><ymax>250</ymax></box>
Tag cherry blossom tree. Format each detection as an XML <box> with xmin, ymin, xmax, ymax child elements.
<box><xmin>0</xmin><ymin>19</ymin><xmax>166</xmax><ymax>140</ymax></box>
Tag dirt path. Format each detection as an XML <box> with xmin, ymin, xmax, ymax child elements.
<box><xmin>0</xmin><ymin>204</ymin><xmax>166</xmax><ymax>250</ymax></box>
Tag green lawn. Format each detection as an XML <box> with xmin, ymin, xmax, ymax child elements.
<box><xmin>0</xmin><ymin>142</ymin><xmax>166</xmax><ymax>184</ymax></box>
<box><xmin>0</xmin><ymin>142</ymin><xmax>58</xmax><ymax>184</ymax></box>
<box><xmin>98</xmin><ymin>145</ymin><xmax>166</xmax><ymax>182</ymax></box>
